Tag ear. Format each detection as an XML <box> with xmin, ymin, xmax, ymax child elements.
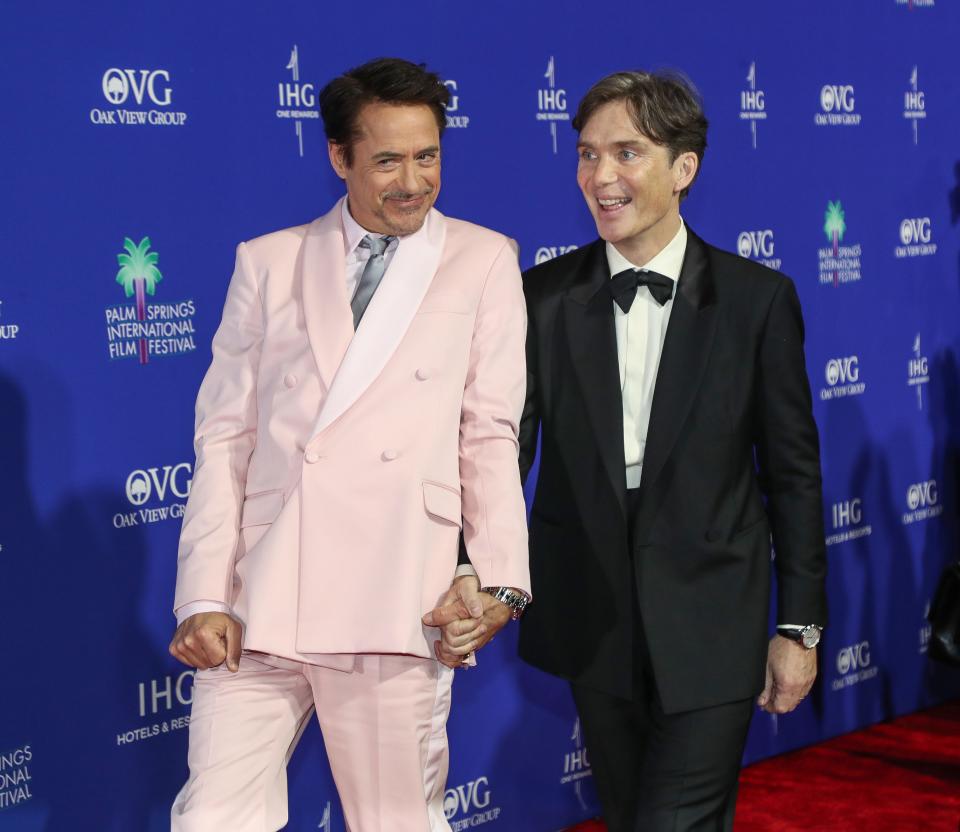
<box><xmin>328</xmin><ymin>141</ymin><xmax>348</xmax><ymax>180</ymax></box>
<box><xmin>673</xmin><ymin>151</ymin><xmax>698</xmax><ymax>195</ymax></box>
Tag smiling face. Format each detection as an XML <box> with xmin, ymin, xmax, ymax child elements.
<box><xmin>576</xmin><ymin>99</ymin><xmax>697</xmax><ymax>265</ymax></box>
<box><xmin>328</xmin><ymin>101</ymin><xmax>441</xmax><ymax>237</ymax></box>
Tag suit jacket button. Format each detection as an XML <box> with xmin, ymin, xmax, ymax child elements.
<box><xmin>382</xmin><ymin>449</ymin><xmax>399</xmax><ymax>461</ymax></box>
<box><xmin>284</xmin><ymin>373</ymin><xmax>298</xmax><ymax>388</ymax></box>
<box><xmin>305</xmin><ymin>451</ymin><xmax>320</xmax><ymax>464</ymax></box>
<box><xmin>415</xmin><ymin>367</ymin><xmax>430</xmax><ymax>381</ymax></box>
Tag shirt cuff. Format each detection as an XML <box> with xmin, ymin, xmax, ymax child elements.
<box><xmin>454</xmin><ymin>563</ymin><xmax>478</xmax><ymax>580</ymax></box>
<box><xmin>175</xmin><ymin>600</ymin><xmax>233</xmax><ymax>627</ymax></box>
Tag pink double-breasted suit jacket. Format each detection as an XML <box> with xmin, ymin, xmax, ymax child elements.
<box><xmin>173</xmin><ymin>199</ymin><xmax>530</xmax><ymax>664</ymax></box>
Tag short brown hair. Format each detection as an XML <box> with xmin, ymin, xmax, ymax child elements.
<box><xmin>319</xmin><ymin>57</ymin><xmax>450</xmax><ymax>166</ymax></box>
<box><xmin>573</xmin><ymin>70</ymin><xmax>708</xmax><ymax>199</ymax></box>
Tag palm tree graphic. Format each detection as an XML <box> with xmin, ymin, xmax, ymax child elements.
<box><xmin>823</xmin><ymin>201</ymin><xmax>846</xmax><ymax>287</ymax></box>
<box><xmin>116</xmin><ymin>236</ymin><xmax>162</xmax><ymax>364</ymax></box>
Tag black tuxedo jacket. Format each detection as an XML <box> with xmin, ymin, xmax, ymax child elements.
<box><xmin>517</xmin><ymin>230</ymin><xmax>827</xmax><ymax>714</ymax></box>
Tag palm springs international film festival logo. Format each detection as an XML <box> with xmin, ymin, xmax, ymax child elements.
<box><xmin>907</xmin><ymin>333</ymin><xmax>930</xmax><ymax>410</ymax></box>
<box><xmin>737</xmin><ymin>229</ymin><xmax>781</xmax><ymax>270</ymax></box>
<box><xmin>0</xmin><ymin>744</ymin><xmax>33</xmax><ymax>810</ymax></box>
<box><xmin>739</xmin><ymin>62</ymin><xmax>766</xmax><ymax>148</ymax></box>
<box><xmin>276</xmin><ymin>46</ymin><xmax>319</xmax><ymax>157</ymax></box>
<box><xmin>815</xmin><ymin>83</ymin><xmax>861</xmax><ymax>127</ymax></box>
<box><xmin>903</xmin><ymin>67</ymin><xmax>926</xmax><ymax>144</ymax></box>
<box><xmin>91</xmin><ymin>68</ymin><xmax>187</xmax><ymax>127</ymax></box>
<box><xmin>536</xmin><ymin>56</ymin><xmax>569</xmax><ymax>154</ymax></box>
<box><xmin>818</xmin><ymin>201</ymin><xmax>862</xmax><ymax>287</ymax></box>
<box><xmin>444</xmin><ymin>776</ymin><xmax>501</xmax><ymax>830</ymax></box>
<box><xmin>105</xmin><ymin>237</ymin><xmax>197</xmax><ymax>364</ymax></box>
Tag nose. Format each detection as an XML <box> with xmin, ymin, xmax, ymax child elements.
<box><xmin>593</xmin><ymin>154</ymin><xmax>618</xmax><ymax>186</ymax></box>
<box><xmin>399</xmin><ymin>162</ymin><xmax>421</xmax><ymax>195</ymax></box>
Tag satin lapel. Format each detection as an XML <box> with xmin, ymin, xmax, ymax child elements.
<box><xmin>311</xmin><ymin>207</ymin><xmax>446</xmax><ymax>437</ymax></box>
<box><xmin>300</xmin><ymin>200</ymin><xmax>353</xmax><ymax>394</ymax></box>
<box><xmin>639</xmin><ymin>230</ymin><xmax>718</xmax><ymax>495</ymax></box>
<box><xmin>562</xmin><ymin>241</ymin><xmax>627</xmax><ymax>518</ymax></box>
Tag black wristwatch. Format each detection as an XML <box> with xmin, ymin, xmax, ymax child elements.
<box><xmin>777</xmin><ymin>625</ymin><xmax>822</xmax><ymax>649</ymax></box>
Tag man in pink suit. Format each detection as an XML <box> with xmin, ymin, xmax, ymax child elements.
<box><xmin>167</xmin><ymin>58</ymin><xmax>530</xmax><ymax>831</ymax></box>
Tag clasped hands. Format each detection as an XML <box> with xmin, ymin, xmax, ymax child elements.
<box><xmin>422</xmin><ymin>575</ymin><xmax>513</xmax><ymax>669</ymax></box>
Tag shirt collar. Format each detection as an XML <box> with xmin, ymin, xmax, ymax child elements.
<box><xmin>605</xmin><ymin>217</ymin><xmax>687</xmax><ymax>283</ymax></box>
<box><xmin>340</xmin><ymin>198</ymin><xmax>401</xmax><ymax>257</ymax></box>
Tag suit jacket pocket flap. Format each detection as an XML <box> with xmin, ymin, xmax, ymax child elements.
<box><xmin>240</xmin><ymin>490</ymin><xmax>284</xmax><ymax>528</ymax></box>
<box><xmin>422</xmin><ymin>481</ymin><xmax>462</xmax><ymax>527</ymax></box>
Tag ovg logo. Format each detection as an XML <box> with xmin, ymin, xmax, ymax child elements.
<box><xmin>125</xmin><ymin>463</ymin><xmax>192</xmax><ymax>506</ymax></box>
<box><xmin>736</xmin><ymin>230</ymin><xmax>781</xmax><ymax>270</ymax></box>
<box><xmin>276</xmin><ymin>45</ymin><xmax>319</xmax><ymax>157</ymax></box>
<box><xmin>895</xmin><ymin>217</ymin><xmax>936</xmax><ymax>258</ymax></box>
<box><xmin>903</xmin><ymin>478</ymin><xmax>942</xmax><ymax>525</ymax></box>
<box><xmin>903</xmin><ymin>66</ymin><xmax>926</xmax><ymax>144</ymax></box>
<box><xmin>444</xmin><ymin>80</ymin><xmax>470</xmax><ymax>129</ymax></box>
<box><xmin>536</xmin><ymin>56</ymin><xmax>569</xmax><ymax>154</ymax></box>
<box><xmin>91</xmin><ymin>68</ymin><xmax>186</xmax><ymax>127</ymax></box>
<box><xmin>815</xmin><ymin>84</ymin><xmax>861</xmax><ymax>127</ymax></box>
<box><xmin>820</xmin><ymin>355</ymin><xmax>865</xmax><ymax>400</ymax></box>
<box><xmin>105</xmin><ymin>237</ymin><xmax>197</xmax><ymax>364</ymax></box>
<box><xmin>907</xmin><ymin>334</ymin><xmax>930</xmax><ymax>410</ymax></box>
<box><xmin>535</xmin><ymin>244</ymin><xmax>578</xmax><ymax>265</ymax></box>
<box><xmin>115</xmin><ymin>463</ymin><xmax>192</xmax><ymax>529</ymax></box>
<box><xmin>0</xmin><ymin>300</ymin><xmax>20</xmax><ymax>342</ymax></box>
<box><xmin>443</xmin><ymin>777</ymin><xmax>500</xmax><ymax>829</ymax></box>
<box><xmin>739</xmin><ymin>62</ymin><xmax>767</xmax><ymax>148</ymax></box>
<box><xmin>832</xmin><ymin>641</ymin><xmax>877</xmax><ymax>690</ymax></box>
<box><xmin>818</xmin><ymin>201</ymin><xmax>862</xmax><ymax>287</ymax></box>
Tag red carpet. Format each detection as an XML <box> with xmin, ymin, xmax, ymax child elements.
<box><xmin>566</xmin><ymin>700</ymin><xmax>960</xmax><ymax>831</ymax></box>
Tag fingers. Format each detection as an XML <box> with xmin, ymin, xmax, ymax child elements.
<box><xmin>168</xmin><ymin>622</ymin><xmax>227</xmax><ymax>670</ymax></box>
<box><xmin>434</xmin><ymin>640</ymin><xmax>464</xmax><ymax>669</ymax></box>
<box><xmin>458</xmin><ymin>578</ymin><xmax>483</xmax><ymax>619</ymax></box>
<box><xmin>422</xmin><ymin>600</ymin><xmax>471</xmax><ymax>627</ymax></box>
<box><xmin>224</xmin><ymin>618</ymin><xmax>242</xmax><ymax>673</ymax></box>
<box><xmin>756</xmin><ymin>662</ymin><xmax>774</xmax><ymax>709</ymax></box>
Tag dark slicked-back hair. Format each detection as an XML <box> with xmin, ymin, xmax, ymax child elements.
<box><xmin>319</xmin><ymin>57</ymin><xmax>450</xmax><ymax>166</ymax></box>
<box><xmin>573</xmin><ymin>70</ymin><xmax>708</xmax><ymax>199</ymax></box>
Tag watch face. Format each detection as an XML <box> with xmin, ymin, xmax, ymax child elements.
<box><xmin>802</xmin><ymin>628</ymin><xmax>820</xmax><ymax>649</ymax></box>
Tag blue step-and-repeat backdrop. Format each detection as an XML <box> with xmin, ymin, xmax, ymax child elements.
<box><xmin>2</xmin><ymin>1</ymin><xmax>959</xmax><ymax>829</ymax></box>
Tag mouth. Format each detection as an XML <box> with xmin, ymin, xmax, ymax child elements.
<box><xmin>596</xmin><ymin>196</ymin><xmax>632</xmax><ymax>215</ymax></box>
<box><xmin>384</xmin><ymin>191</ymin><xmax>432</xmax><ymax>210</ymax></box>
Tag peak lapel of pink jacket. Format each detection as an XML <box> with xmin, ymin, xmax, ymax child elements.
<box><xmin>311</xmin><ymin>207</ymin><xmax>447</xmax><ymax>438</ymax></box>
<box><xmin>300</xmin><ymin>200</ymin><xmax>354</xmax><ymax>395</ymax></box>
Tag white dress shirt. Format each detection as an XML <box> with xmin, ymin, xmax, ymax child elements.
<box><xmin>608</xmin><ymin>219</ymin><xmax>687</xmax><ymax>489</ymax></box>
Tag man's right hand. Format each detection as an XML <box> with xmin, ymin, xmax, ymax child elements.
<box><xmin>169</xmin><ymin>612</ymin><xmax>242</xmax><ymax>672</ymax></box>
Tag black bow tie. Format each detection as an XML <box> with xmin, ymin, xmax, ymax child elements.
<box><xmin>608</xmin><ymin>268</ymin><xmax>675</xmax><ymax>312</ymax></box>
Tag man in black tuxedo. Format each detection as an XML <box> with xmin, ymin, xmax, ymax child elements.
<box><xmin>430</xmin><ymin>70</ymin><xmax>828</xmax><ymax>831</ymax></box>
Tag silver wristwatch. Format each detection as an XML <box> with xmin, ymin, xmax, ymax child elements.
<box><xmin>480</xmin><ymin>586</ymin><xmax>530</xmax><ymax>620</ymax></box>
<box><xmin>777</xmin><ymin>625</ymin><xmax>822</xmax><ymax>649</ymax></box>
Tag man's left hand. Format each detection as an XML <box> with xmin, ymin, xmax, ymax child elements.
<box><xmin>422</xmin><ymin>579</ymin><xmax>512</xmax><ymax>669</ymax></box>
<box><xmin>758</xmin><ymin>634</ymin><xmax>818</xmax><ymax>714</ymax></box>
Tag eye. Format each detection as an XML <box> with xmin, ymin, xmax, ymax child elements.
<box><xmin>417</xmin><ymin>151</ymin><xmax>439</xmax><ymax>164</ymax></box>
<box><xmin>578</xmin><ymin>149</ymin><xmax>597</xmax><ymax>162</ymax></box>
<box><xmin>619</xmin><ymin>149</ymin><xmax>637</xmax><ymax>161</ymax></box>
<box><xmin>376</xmin><ymin>158</ymin><xmax>399</xmax><ymax>170</ymax></box>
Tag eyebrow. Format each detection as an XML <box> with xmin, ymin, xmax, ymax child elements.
<box><xmin>370</xmin><ymin>145</ymin><xmax>440</xmax><ymax>161</ymax></box>
<box><xmin>577</xmin><ymin>139</ymin><xmax>647</xmax><ymax>150</ymax></box>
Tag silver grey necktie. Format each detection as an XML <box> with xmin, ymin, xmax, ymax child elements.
<box><xmin>352</xmin><ymin>234</ymin><xmax>394</xmax><ymax>328</ymax></box>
